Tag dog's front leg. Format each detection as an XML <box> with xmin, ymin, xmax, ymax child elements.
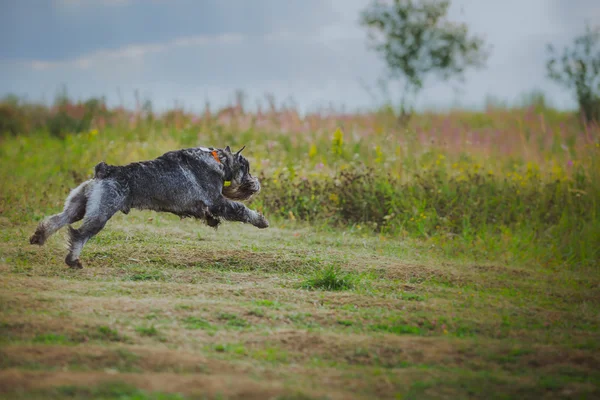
<box><xmin>209</xmin><ymin>198</ymin><xmax>269</xmax><ymax>228</ymax></box>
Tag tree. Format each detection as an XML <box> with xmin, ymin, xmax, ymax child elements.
<box><xmin>360</xmin><ymin>0</ymin><xmax>489</xmax><ymax>121</ymax></box>
<box><xmin>546</xmin><ymin>24</ymin><xmax>600</xmax><ymax>123</ymax></box>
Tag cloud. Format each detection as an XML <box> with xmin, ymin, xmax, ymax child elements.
<box><xmin>1</xmin><ymin>23</ymin><xmax>383</xmax><ymax>113</ymax></box>
<box><xmin>54</xmin><ymin>0</ymin><xmax>133</xmax><ymax>7</ymax></box>
<box><xmin>27</xmin><ymin>33</ymin><xmax>245</xmax><ymax>70</ymax></box>
<box><xmin>1</xmin><ymin>0</ymin><xmax>338</xmax><ymax>61</ymax></box>
<box><xmin>0</xmin><ymin>0</ymin><xmax>588</xmax><ymax>113</ymax></box>
<box><xmin>549</xmin><ymin>0</ymin><xmax>600</xmax><ymax>31</ymax></box>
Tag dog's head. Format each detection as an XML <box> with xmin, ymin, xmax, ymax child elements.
<box><xmin>217</xmin><ymin>145</ymin><xmax>261</xmax><ymax>201</ymax></box>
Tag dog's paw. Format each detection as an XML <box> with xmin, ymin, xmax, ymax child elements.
<box><xmin>65</xmin><ymin>256</ymin><xmax>83</xmax><ymax>269</ymax></box>
<box><xmin>253</xmin><ymin>213</ymin><xmax>269</xmax><ymax>229</ymax></box>
<box><xmin>29</xmin><ymin>230</ymin><xmax>45</xmax><ymax>246</ymax></box>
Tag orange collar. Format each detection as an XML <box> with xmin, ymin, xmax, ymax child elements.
<box><xmin>212</xmin><ymin>150</ymin><xmax>231</xmax><ymax>186</ymax></box>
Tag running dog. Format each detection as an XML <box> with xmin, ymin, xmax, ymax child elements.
<box><xmin>29</xmin><ymin>145</ymin><xmax>268</xmax><ymax>268</ymax></box>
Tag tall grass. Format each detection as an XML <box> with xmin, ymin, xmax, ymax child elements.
<box><xmin>1</xmin><ymin>95</ymin><xmax>598</xmax><ymax>268</ymax></box>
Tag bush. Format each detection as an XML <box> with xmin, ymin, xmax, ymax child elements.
<box><xmin>257</xmin><ymin>163</ymin><xmax>599</xmax><ymax>268</ymax></box>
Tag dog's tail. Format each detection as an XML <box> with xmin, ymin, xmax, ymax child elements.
<box><xmin>94</xmin><ymin>161</ymin><xmax>115</xmax><ymax>179</ymax></box>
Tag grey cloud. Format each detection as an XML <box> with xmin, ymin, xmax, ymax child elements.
<box><xmin>0</xmin><ymin>0</ymin><xmax>588</xmax><ymax>113</ymax></box>
<box><xmin>0</xmin><ymin>0</ymin><xmax>338</xmax><ymax>61</ymax></box>
<box><xmin>549</xmin><ymin>0</ymin><xmax>600</xmax><ymax>31</ymax></box>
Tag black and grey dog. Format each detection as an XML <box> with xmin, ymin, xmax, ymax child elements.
<box><xmin>29</xmin><ymin>145</ymin><xmax>268</xmax><ymax>269</ymax></box>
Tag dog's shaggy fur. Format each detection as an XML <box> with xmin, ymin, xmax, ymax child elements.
<box><xmin>29</xmin><ymin>145</ymin><xmax>268</xmax><ymax>269</ymax></box>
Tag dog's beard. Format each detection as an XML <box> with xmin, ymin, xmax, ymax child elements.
<box><xmin>222</xmin><ymin>175</ymin><xmax>261</xmax><ymax>201</ymax></box>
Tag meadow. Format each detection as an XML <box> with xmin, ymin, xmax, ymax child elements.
<box><xmin>0</xmin><ymin>95</ymin><xmax>599</xmax><ymax>399</ymax></box>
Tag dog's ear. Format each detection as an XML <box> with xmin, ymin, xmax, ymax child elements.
<box><xmin>235</xmin><ymin>146</ymin><xmax>246</xmax><ymax>156</ymax></box>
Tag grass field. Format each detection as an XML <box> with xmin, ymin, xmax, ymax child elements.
<box><xmin>1</xmin><ymin>97</ymin><xmax>599</xmax><ymax>399</ymax></box>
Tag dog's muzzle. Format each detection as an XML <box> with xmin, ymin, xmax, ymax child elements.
<box><xmin>222</xmin><ymin>175</ymin><xmax>261</xmax><ymax>201</ymax></box>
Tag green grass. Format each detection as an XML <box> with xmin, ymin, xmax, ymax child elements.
<box><xmin>128</xmin><ymin>271</ymin><xmax>165</xmax><ymax>282</ymax></box>
<box><xmin>370</xmin><ymin>323</ymin><xmax>424</xmax><ymax>335</ymax></box>
<box><xmin>2</xmin><ymin>99</ymin><xmax>599</xmax><ymax>270</ymax></box>
<box><xmin>95</xmin><ymin>326</ymin><xmax>123</xmax><ymax>341</ymax></box>
<box><xmin>32</xmin><ymin>333</ymin><xmax>71</xmax><ymax>345</ymax></box>
<box><xmin>216</xmin><ymin>313</ymin><xmax>249</xmax><ymax>328</ymax></box>
<box><xmin>253</xmin><ymin>299</ymin><xmax>281</xmax><ymax>308</ymax></box>
<box><xmin>0</xmin><ymin>99</ymin><xmax>599</xmax><ymax>399</ymax></box>
<box><xmin>300</xmin><ymin>265</ymin><xmax>364</xmax><ymax>291</ymax></box>
<box><xmin>135</xmin><ymin>326</ymin><xmax>159</xmax><ymax>337</ymax></box>
<box><xmin>182</xmin><ymin>316</ymin><xmax>213</xmax><ymax>330</ymax></box>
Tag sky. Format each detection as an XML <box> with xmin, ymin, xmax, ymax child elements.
<box><xmin>1</xmin><ymin>0</ymin><xmax>599</xmax><ymax>114</ymax></box>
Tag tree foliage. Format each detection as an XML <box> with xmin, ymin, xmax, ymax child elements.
<box><xmin>360</xmin><ymin>0</ymin><xmax>489</xmax><ymax>109</ymax></box>
<box><xmin>547</xmin><ymin>24</ymin><xmax>600</xmax><ymax>123</ymax></box>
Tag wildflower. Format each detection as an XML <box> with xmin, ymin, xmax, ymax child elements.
<box><xmin>308</xmin><ymin>144</ymin><xmax>317</xmax><ymax>159</ymax></box>
<box><xmin>329</xmin><ymin>193</ymin><xmax>340</xmax><ymax>205</ymax></box>
<box><xmin>331</xmin><ymin>128</ymin><xmax>344</xmax><ymax>156</ymax></box>
<box><xmin>374</xmin><ymin>145</ymin><xmax>383</xmax><ymax>164</ymax></box>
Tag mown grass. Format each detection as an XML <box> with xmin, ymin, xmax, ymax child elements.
<box><xmin>1</xmin><ymin>98</ymin><xmax>599</xmax><ymax>398</ymax></box>
<box><xmin>1</xmin><ymin>218</ymin><xmax>598</xmax><ymax>398</ymax></box>
<box><xmin>1</xmin><ymin>381</ymin><xmax>188</xmax><ymax>400</ymax></box>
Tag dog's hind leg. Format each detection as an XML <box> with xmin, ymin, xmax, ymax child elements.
<box><xmin>30</xmin><ymin>180</ymin><xmax>91</xmax><ymax>246</ymax></box>
<box><xmin>65</xmin><ymin>180</ymin><xmax>126</xmax><ymax>269</ymax></box>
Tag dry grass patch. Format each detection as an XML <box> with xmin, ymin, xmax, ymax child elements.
<box><xmin>0</xmin><ymin>369</ymin><xmax>304</xmax><ymax>400</ymax></box>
